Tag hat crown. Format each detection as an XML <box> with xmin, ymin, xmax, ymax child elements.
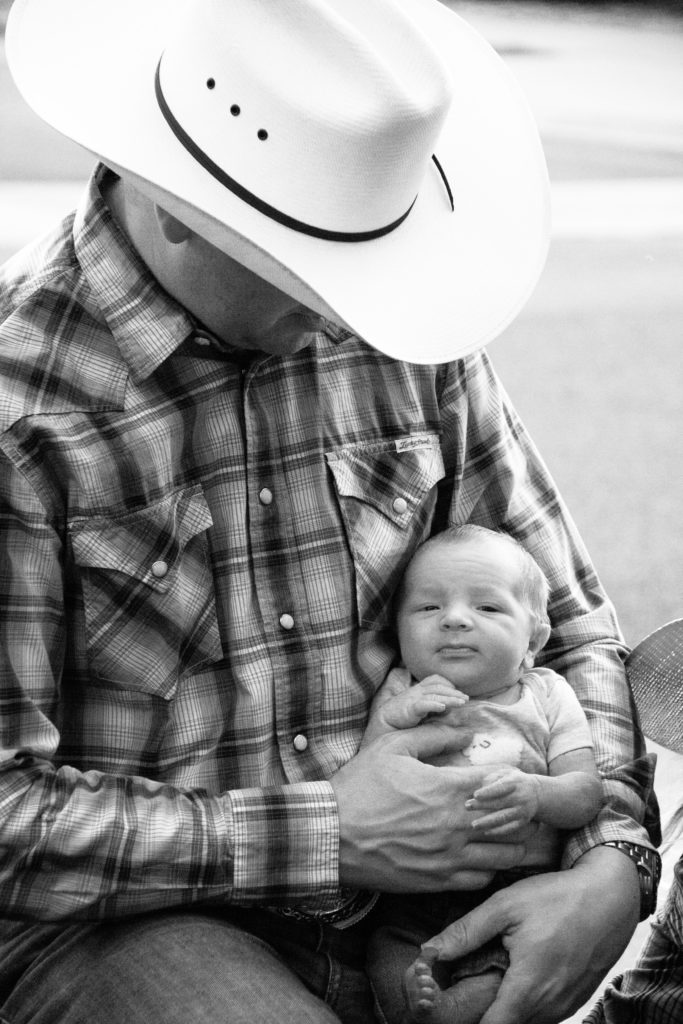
<box><xmin>158</xmin><ymin>0</ymin><xmax>453</xmax><ymax>235</ymax></box>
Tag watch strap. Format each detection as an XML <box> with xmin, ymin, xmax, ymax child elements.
<box><xmin>602</xmin><ymin>841</ymin><xmax>661</xmax><ymax>920</ymax></box>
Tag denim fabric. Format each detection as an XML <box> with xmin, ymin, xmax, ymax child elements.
<box><xmin>367</xmin><ymin>887</ymin><xmax>512</xmax><ymax>1024</ymax></box>
<box><xmin>0</xmin><ymin>906</ymin><xmax>379</xmax><ymax>1024</ymax></box>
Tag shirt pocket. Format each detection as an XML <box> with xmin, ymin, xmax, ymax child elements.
<box><xmin>69</xmin><ymin>485</ymin><xmax>223</xmax><ymax>698</ymax></box>
<box><xmin>325</xmin><ymin>437</ymin><xmax>446</xmax><ymax>630</ymax></box>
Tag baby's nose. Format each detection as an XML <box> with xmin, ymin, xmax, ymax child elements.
<box><xmin>441</xmin><ymin>603</ymin><xmax>473</xmax><ymax>629</ymax></box>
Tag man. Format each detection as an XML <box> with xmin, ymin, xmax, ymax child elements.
<box><xmin>0</xmin><ymin>1</ymin><xmax>659</xmax><ymax>1022</ymax></box>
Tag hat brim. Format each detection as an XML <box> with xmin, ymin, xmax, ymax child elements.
<box><xmin>6</xmin><ymin>0</ymin><xmax>550</xmax><ymax>364</ymax></box>
<box><xmin>626</xmin><ymin>619</ymin><xmax>683</xmax><ymax>753</ymax></box>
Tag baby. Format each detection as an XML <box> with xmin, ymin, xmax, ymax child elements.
<box><xmin>365</xmin><ymin>524</ymin><xmax>604</xmax><ymax>1024</ymax></box>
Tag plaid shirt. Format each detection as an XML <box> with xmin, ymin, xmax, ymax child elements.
<box><xmin>0</xmin><ymin>167</ymin><xmax>657</xmax><ymax>921</ymax></box>
<box><xmin>585</xmin><ymin>855</ymin><xmax>683</xmax><ymax>1022</ymax></box>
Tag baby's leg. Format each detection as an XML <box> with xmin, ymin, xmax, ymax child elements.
<box><xmin>403</xmin><ymin>947</ymin><xmax>504</xmax><ymax>1024</ymax></box>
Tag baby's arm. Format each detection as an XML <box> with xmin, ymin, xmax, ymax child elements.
<box><xmin>361</xmin><ymin>671</ymin><xmax>468</xmax><ymax>747</ymax></box>
<box><xmin>467</xmin><ymin>747</ymin><xmax>604</xmax><ymax>835</ymax></box>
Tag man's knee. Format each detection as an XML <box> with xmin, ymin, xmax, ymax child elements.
<box><xmin>0</xmin><ymin>911</ymin><xmax>340</xmax><ymax>1024</ymax></box>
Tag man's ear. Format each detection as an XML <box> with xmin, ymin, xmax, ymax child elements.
<box><xmin>523</xmin><ymin>621</ymin><xmax>552</xmax><ymax>670</ymax></box>
<box><xmin>155</xmin><ymin>204</ymin><xmax>193</xmax><ymax>244</ymax></box>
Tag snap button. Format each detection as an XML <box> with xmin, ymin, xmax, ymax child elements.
<box><xmin>151</xmin><ymin>560</ymin><xmax>169</xmax><ymax>579</ymax></box>
<box><xmin>259</xmin><ymin>488</ymin><xmax>273</xmax><ymax>506</ymax></box>
<box><xmin>392</xmin><ymin>497</ymin><xmax>408</xmax><ymax>515</ymax></box>
<box><xmin>293</xmin><ymin>734</ymin><xmax>308</xmax><ymax>752</ymax></box>
<box><xmin>279</xmin><ymin>613</ymin><xmax>295</xmax><ymax>631</ymax></box>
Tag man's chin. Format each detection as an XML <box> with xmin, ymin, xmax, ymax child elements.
<box><xmin>254</xmin><ymin>311</ymin><xmax>327</xmax><ymax>356</ymax></box>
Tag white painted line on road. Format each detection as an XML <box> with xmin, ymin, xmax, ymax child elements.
<box><xmin>1</xmin><ymin>178</ymin><xmax>682</xmax><ymax>256</ymax></box>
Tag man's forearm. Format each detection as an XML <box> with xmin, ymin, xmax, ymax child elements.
<box><xmin>0</xmin><ymin>758</ymin><xmax>341</xmax><ymax>920</ymax></box>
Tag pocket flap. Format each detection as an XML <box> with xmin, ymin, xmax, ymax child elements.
<box><xmin>325</xmin><ymin>438</ymin><xmax>445</xmax><ymax>527</ymax></box>
<box><xmin>69</xmin><ymin>486</ymin><xmax>213</xmax><ymax>593</ymax></box>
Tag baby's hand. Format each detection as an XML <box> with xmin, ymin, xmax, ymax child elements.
<box><xmin>466</xmin><ymin>767</ymin><xmax>540</xmax><ymax>834</ymax></box>
<box><xmin>401</xmin><ymin>675</ymin><xmax>469</xmax><ymax>723</ymax></box>
<box><xmin>362</xmin><ymin>670</ymin><xmax>468</xmax><ymax>745</ymax></box>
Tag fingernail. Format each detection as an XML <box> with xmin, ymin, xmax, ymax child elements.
<box><xmin>420</xmin><ymin>945</ymin><xmax>440</xmax><ymax>962</ymax></box>
<box><xmin>465</xmin><ymin>798</ymin><xmax>475</xmax><ymax>809</ymax></box>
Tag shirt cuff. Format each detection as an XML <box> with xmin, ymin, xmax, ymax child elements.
<box><xmin>225</xmin><ymin>781</ymin><xmax>341</xmax><ymax>907</ymax></box>
<box><xmin>561</xmin><ymin>807</ymin><xmax>657</xmax><ymax>870</ymax></box>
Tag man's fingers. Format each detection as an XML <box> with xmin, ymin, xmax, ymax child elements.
<box><xmin>478</xmin><ymin>958</ymin><xmax>569</xmax><ymax>1024</ymax></box>
<box><xmin>451</xmin><ymin>839</ymin><xmax>527</xmax><ymax>874</ymax></box>
<box><xmin>479</xmin><ymin>971</ymin><xmax>539</xmax><ymax>1024</ymax></box>
<box><xmin>472</xmin><ymin>818</ymin><xmax>526</xmax><ymax>838</ymax></box>
<box><xmin>384</xmin><ymin>719</ymin><xmax>473</xmax><ymax>760</ymax></box>
<box><xmin>427</xmin><ymin>892</ymin><xmax>509</xmax><ymax>960</ymax></box>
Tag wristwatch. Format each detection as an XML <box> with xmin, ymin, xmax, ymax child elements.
<box><xmin>602</xmin><ymin>841</ymin><xmax>661</xmax><ymax>920</ymax></box>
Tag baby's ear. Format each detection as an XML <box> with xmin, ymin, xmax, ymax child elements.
<box><xmin>524</xmin><ymin>621</ymin><xmax>552</xmax><ymax>668</ymax></box>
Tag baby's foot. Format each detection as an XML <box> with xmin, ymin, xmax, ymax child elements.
<box><xmin>403</xmin><ymin>946</ymin><xmax>442</xmax><ymax>1022</ymax></box>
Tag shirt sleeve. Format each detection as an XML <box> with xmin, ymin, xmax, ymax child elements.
<box><xmin>0</xmin><ymin>451</ymin><xmax>340</xmax><ymax>920</ymax></box>
<box><xmin>438</xmin><ymin>350</ymin><xmax>659</xmax><ymax>867</ymax></box>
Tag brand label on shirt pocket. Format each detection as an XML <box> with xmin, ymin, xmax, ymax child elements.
<box><xmin>69</xmin><ymin>485</ymin><xmax>223</xmax><ymax>698</ymax></box>
<box><xmin>325</xmin><ymin>436</ymin><xmax>446</xmax><ymax>629</ymax></box>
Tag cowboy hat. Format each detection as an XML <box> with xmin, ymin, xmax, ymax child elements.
<box><xmin>5</xmin><ymin>0</ymin><xmax>550</xmax><ymax>364</ymax></box>
<box><xmin>627</xmin><ymin>619</ymin><xmax>683</xmax><ymax>754</ymax></box>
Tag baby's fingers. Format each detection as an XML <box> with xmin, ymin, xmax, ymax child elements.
<box><xmin>412</xmin><ymin>697</ymin><xmax>449</xmax><ymax>717</ymax></box>
<box><xmin>416</xmin><ymin>676</ymin><xmax>470</xmax><ymax>703</ymax></box>
<box><xmin>471</xmin><ymin>778</ymin><xmax>517</xmax><ymax>803</ymax></box>
<box><xmin>470</xmin><ymin>807</ymin><xmax>526</xmax><ymax>833</ymax></box>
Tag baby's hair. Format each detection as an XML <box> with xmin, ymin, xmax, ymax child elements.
<box><xmin>398</xmin><ymin>524</ymin><xmax>550</xmax><ymax>628</ymax></box>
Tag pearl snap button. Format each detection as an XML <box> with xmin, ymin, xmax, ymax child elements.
<box><xmin>279</xmin><ymin>613</ymin><xmax>295</xmax><ymax>630</ymax></box>
<box><xmin>392</xmin><ymin>497</ymin><xmax>408</xmax><ymax>515</ymax></box>
<box><xmin>259</xmin><ymin>488</ymin><xmax>273</xmax><ymax>506</ymax></box>
<box><xmin>151</xmin><ymin>560</ymin><xmax>169</xmax><ymax>578</ymax></box>
<box><xmin>293</xmin><ymin>734</ymin><xmax>308</xmax><ymax>752</ymax></box>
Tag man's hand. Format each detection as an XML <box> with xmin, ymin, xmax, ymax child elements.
<box><xmin>467</xmin><ymin>768</ymin><xmax>540</xmax><ymax>835</ymax></box>
<box><xmin>423</xmin><ymin>844</ymin><xmax>640</xmax><ymax>1023</ymax></box>
<box><xmin>361</xmin><ymin>667</ymin><xmax>469</xmax><ymax>746</ymax></box>
<box><xmin>331</xmin><ymin>721</ymin><xmax>528</xmax><ymax>893</ymax></box>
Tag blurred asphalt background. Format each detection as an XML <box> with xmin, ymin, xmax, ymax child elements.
<box><xmin>1</xmin><ymin>4</ymin><xmax>682</xmax><ymax>1018</ymax></box>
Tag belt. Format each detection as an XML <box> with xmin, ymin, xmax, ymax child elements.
<box><xmin>269</xmin><ymin>889</ymin><xmax>379</xmax><ymax>930</ymax></box>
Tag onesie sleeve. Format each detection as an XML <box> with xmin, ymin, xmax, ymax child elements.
<box><xmin>530</xmin><ymin>668</ymin><xmax>595</xmax><ymax>764</ymax></box>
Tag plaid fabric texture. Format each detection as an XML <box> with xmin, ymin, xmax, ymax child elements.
<box><xmin>0</xmin><ymin>168</ymin><xmax>657</xmax><ymax>921</ymax></box>
<box><xmin>585</xmin><ymin>854</ymin><xmax>683</xmax><ymax>1022</ymax></box>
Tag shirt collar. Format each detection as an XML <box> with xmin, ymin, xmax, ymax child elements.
<box><xmin>73</xmin><ymin>165</ymin><xmax>193</xmax><ymax>383</ymax></box>
<box><xmin>73</xmin><ymin>165</ymin><xmax>354</xmax><ymax>381</ymax></box>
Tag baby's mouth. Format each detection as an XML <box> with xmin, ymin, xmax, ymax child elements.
<box><xmin>439</xmin><ymin>644</ymin><xmax>477</xmax><ymax>655</ymax></box>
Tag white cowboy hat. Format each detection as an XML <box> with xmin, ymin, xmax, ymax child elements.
<box><xmin>5</xmin><ymin>0</ymin><xmax>550</xmax><ymax>364</ymax></box>
<box><xmin>626</xmin><ymin>619</ymin><xmax>683</xmax><ymax>754</ymax></box>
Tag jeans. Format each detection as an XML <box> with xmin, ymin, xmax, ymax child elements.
<box><xmin>367</xmin><ymin>885</ymin><xmax>513</xmax><ymax>1024</ymax></box>
<box><xmin>0</xmin><ymin>905</ymin><xmax>379</xmax><ymax>1024</ymax></box>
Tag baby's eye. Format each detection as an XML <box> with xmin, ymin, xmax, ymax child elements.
<box><xmin>479</xmin><ymin>604</ymin><xmax>501</xmax><ymax>613</ymax></box>
<box><xmin>420</xmin><ymin>604</ymin><xmax>440</xmax><ymax>612</ymax></box>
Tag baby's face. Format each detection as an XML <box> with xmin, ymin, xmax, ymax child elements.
<box><xmin>396</xmin><ymin>537</ymin><xmax>535</xmax><ymax>697</ymax></box>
